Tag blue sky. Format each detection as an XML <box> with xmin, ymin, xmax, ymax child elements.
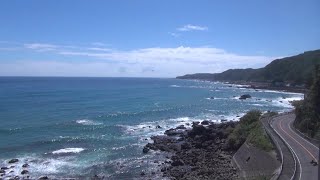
<box><xmin>0</xmin><ymin>0</ymin><xmax>319</xmax><ymax>77</ymax></box>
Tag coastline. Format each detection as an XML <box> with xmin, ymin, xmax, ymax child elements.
<box><xmin>0</xmin><ymin>78</ymin><xmax>306</xmax><ymax>179</ymax></box>
<box><xmin>178</xmin><ymin>79</ymin><xmax>307</xmax><ymax>94</ymax></box>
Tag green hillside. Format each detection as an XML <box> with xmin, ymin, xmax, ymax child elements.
<box><xmin>294</xmin><ymin>65</ymin><xmax>320</xmax><ymax>140</ymax></box>
<box><xmin>177</xmin><ymin>50</ymin><xmax>320</xmax><ymax>86</ymax></box>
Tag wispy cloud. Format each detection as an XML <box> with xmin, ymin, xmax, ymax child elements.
<box><xmin>24</xmin><ymin>43</ymin><xmax>58</xmax><ymax>51</ymax></box>
<box><xmin>177</xmin><ymin>24</ymin><xmax>208</xmax><ymax>32</ymax></box>
<box><xmin>168</xmin><ymin>32</ymin><xmax>180</xmax><ymax>38</ymax></box>
<box><xmin>91</xmin><ymin>42</ymin><xmax>108</xmax><ymax>46</ymax></box>
<box><xmin>87</xmin><ymin>47</ymin><xmax>112</xmax><ymax>52</ymax></box>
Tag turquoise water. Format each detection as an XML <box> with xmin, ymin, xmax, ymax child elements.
<box><xmin>0</xmin><ymin>77</ymin><xmax>303</xmax><ymax>178</ymax></box>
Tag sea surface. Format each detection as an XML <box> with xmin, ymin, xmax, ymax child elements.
<box><xmin>0</xmin><ymin>77</ymin><xmax>304</xmax><ymax>179</ymax></box>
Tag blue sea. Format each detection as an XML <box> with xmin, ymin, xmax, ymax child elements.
<box><xmin>0</xmin><ymin>77</ymin><xmax>303</xmax><ymax>179</ymax></box>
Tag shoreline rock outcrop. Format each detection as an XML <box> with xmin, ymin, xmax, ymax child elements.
<box><xmin>143</xmin><ymin>120</ymin><xmax>239</xmax><ymax>179</ymax></box>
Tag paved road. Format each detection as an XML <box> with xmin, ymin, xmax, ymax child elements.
<box><xmin>261</xmin><ymin>116</ymin><xmax>296</xmax><ymax>180</ymax></box>
<box><xmin>271</xmin><ymin>113</ymin><xmax>319</xmax><ymax>180</ymax></box>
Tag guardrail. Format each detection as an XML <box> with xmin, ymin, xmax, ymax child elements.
<box><xmin>269</xmin><ymin>117</ymin><xmax>298</xmax><ymax>180</ymax></box>
<box><xmin>261</xmin><ymin>117</ymin><xmax>283</xmax><ymax>180</ymax></box>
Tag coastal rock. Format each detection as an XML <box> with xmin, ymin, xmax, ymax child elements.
<box><xmin>142</xmin><ymin>147</ymin><xmax>149</xmax><ymax>153</ymax></box>
<box><xmin>192</xmin><ymin>121</ymin><xmax>200</xmax><ymax>126</ymax></box>
<box><xmin>0</xmin><ymin>169</ymin><xmax>5</xmax><ymax>174</ymax></box>
<box><xmin>239</xmin><ymin>94</ymin><xmax>251</xmax><ymax>100</ymax></box>
<box><xmin>171</xmin><ymin>156</ymin><xmax>184</xmax><ymax>166</ymax></box>
<box><xmin>210</xmin><ymin>97</ymin><xmax>214</xmax><ymax>99</ymax></box>
<box><xmin>143</xmin><ymin>120</ymin><xmax>239</xmax><ymax>179</ymax></box>
<box><xmin>21</xmin><ymin>170</ymin><xmax>28</xmax><ymax>175</ymax></box>
<box><xmin>176</xmin><ymin>125</ymin><xmax>186</xmax><ymax>129</ymax></box>
<box><xmin>201</xmin><ymin>120</ymin><xmax>209</xmax><ymax>125</ymax></box>
<box><xmin>156</xmin><ymin>125</ymin><xmax>162</xmax><ymax>129</ymax></box>
<box><xmin>1</xmin><ymin>167</ymin><xmax>8</xmax><ymax>170</ymax></box>
<box><xmin>188</xmin><ymin>125</ymin><xmax>206</xmax><ymax>137</ymax></box>
<box><xmin>22</xmin><ymin>163</ymin><xmax>29</xmax><ymax>168</ymax></box>
<box><xmin>38</xmin><ymin>176</ymin><xmax>49</xmax><ymax>180</ymax></box>
<box><xmin>164</xmin><ymin>128</ymin><xmax>184</xmax><ymax>136</ymax></box>
<box><xmin>8</xmin><ymin>159</ymin><xmax>19</xmax><ymax>164</ymax></box>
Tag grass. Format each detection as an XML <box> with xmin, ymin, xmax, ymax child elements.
<box><xmin>226</xmin><ymin>110</ymin><xmax>274</xmax><ymax>152</ymax></box>
<box><xmin>247</xmin><ymin>121</ymin><xmax>274</xmax><ymax>151</ymax></box>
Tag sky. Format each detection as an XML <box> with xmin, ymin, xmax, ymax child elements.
<box><xmin>0</xmin><ymin>0</ymin><xmax>319</xmax><ymax>77</ymax></box>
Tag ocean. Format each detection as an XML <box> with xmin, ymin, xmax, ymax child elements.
<box><xmin>0</xmin><ymin>77</ymin><xmax>303</xmax><ymax>179</ymax></box>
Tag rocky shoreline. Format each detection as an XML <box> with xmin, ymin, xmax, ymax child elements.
<box><xmin>143</xmin><ymin>120</ymin><xmax>239</xmax><ymax>179</ymax></box>
<box><xmin>0</xmin><ymin>159</ymin><xmax>49</xmax><ymax>180</ymax></box>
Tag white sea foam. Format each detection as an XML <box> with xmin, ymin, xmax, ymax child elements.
<box><xmin>206</xmin><ymin>97</ymin><xmax>229</xmax><ymax>100</ymax></box>
<box><xmin>169</xmin><ymin>85</ymin><xmax>181</xmax><ymax>87</ymax></box>
<box><xmin>260</xmin><ymin>89</ymin><xmax>304</xmax><ymax>95</ymax></box>
<box><xmin>52</xmin><ymin>148</ymin><xmax>85</xmax><ymax>154</ymax></box>
<box><xmin>0</xmin><ymin>155</ymin><xmax>81</xmax><ymax>178</ymax></box>
<box><xmin>76</xmin><ymin>119</ymin><xmax>102</xmax><ymax>125</ymax></box>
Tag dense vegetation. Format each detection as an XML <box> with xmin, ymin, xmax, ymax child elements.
<box><xmin>226</xmin><ymin>110</ymin><xmax>274</xmax><ymax>151</ymax></box>
<box><xmin>294</xmin><ymin>65</ymin><xmax>320</xmax><ymax>140</ymax></box>
<box><xmin>177</xmin><ymin>50</ymin><xmax>320</xmax><ymax>86</ymax></box>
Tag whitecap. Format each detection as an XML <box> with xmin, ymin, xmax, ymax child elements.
<box><xmin>169</xmin><ymin>85</ymin><xmax>181</xmax><ymax>88</ymax></box>
<box><xmin>76</xmin><ymin>119</ymin><xmax>102</xmax><ymax>125</ymax></box>
<box><xmin>52</xmin><ymin>148</ymin><xmax>85</xmax><ymax>154</ymax></box>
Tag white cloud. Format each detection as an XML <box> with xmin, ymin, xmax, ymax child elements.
<box><xmin>24</xmin><ymin>43</ymin><xmax>58</xmax><ymax>51</ymax></box>
<box><xmin>0</xmin><ymin>42</ymin><xmax>277</xmax><ymax>77</ymax></box>
<box><xmin>87</xmin><ymin>47</ymin><xmax>112</xmax><ymax>52</ymax></box>
<box><xmin>177</xmin><ymin>24</ymin><xmax>208</xmax><ymax>32</ymax></box>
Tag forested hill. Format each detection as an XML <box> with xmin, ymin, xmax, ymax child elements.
<box><xmin>177</xmin><ymin>50</ymin><xmax>320</xmax><ymax>85</ymax></box>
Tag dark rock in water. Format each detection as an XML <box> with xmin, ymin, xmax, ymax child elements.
<box><xmin>143</xmin><ymin>146</ymin><xmax>150</xmax><ymax>153</ymax></box>
<box><xmin>140</xmin><ymin>171</ymin><xmax>146</xmax><ymax>176</ymax></box>
<box><xmin>8</xmin><ymin>159</ymin><xmax>19</xmax><ymax>164</ymax></box>
<box><xmin>1</xmin><ymin>167</ymin><xmax>8</xmax><ymax>170</ymax></box>
<box><xmin>38</xmin><ymin>176</ymin><xmax>49</xmax><ymax>180</ymax></box>
<box><xmin>221</xmin><ymin>119</ymin><xmax>227</xmax><ymax>122</ymax></box>
<box><xmin>210</xmin><ymin>97</ymin><xmax>214</xmax><ymax>99</ymax></box>
<box><xmin>239</xmin><ymin>94</ymin><xmax>251</xmax><ymax>100</ymax></box>
<box><xmin>192</xmin><ymin>121</ymin><xmax>200</xmax><ymax>126</ymax></box>
<box><xmin>0</xmin><ymin>169</ymin><xmax>5</xmax><ymax>174</ymax></box>
<box><xmin>201</xmin><ymin>120</ymin><xmax>209</xmax><ymax>125</ymax></box>
<box><xmin>22</xmin><ymin>163</ymin><xmax>29</xmax><ymax>168</ymax></box>
<box><xmin>176</xmin><ymin>125</ymin><xmax>186</xmax><ymax>129</ymax></box>
<box><xmin>21</xmin><ymin>170</ymin><xmax>28</xmax><ymax>174</ymax></box>
<box><xmin>156</xmin><ymin>125</ymin><xmax>162</xmax><ymax>129</ymax></box>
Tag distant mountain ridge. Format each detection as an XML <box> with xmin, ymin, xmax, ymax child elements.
<box><xmin>177</xmin><ymin>50</ymin><xmax>320</xmax><ymax>85</ymax></box>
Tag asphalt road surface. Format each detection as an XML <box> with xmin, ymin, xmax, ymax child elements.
<box><xmin>272</xmin><ymin>113</ymin><xmax>319</xmax><ymax>180</ymax></box>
